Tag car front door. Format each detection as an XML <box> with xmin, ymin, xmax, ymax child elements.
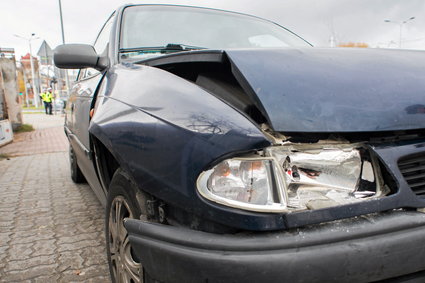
<box><xmin>67</xmin><ymin>13</ymin><xmax>116</xmax><ymax>206</ymax></box>
<box><xmin>69</xmin><ymin>68</ymin><xmax>106</xmax><ymax>202</ymax></box>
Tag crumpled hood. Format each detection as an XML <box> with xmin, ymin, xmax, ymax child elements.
<box><xmin>225</xmin><ymin>48</ymin><xmax>425</xmax><ymax>133</ymax></box>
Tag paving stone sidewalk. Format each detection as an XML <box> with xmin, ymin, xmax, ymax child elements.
<box><xmin>0</xmin><ymin>114</ymin><xmax>110</xmax><ymax>282</ymax></box>
<box><xmin>0</xmin><ymin>114</ymin><xmax>68</xmax><ymax>157</ymax></box>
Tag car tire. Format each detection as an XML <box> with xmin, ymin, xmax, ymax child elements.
<box><xmin>69</xmin><ymin>145</ymin><xmax>86</xmax><ymax>183</ymax></box>
<box><xmin>106</xmin><ymin>168</ymin><xmax>144</xmax><ymax>283</ymax></box>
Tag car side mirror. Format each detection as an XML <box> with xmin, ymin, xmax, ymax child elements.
<box><xmin>54</xmin><ymin>44</ymin><xmax>108</xmax><ymax>71</ymax></box>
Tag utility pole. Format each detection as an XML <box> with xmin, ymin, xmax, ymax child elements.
<box><xmin>58</xmin><ymin>0</ymin><xmax>71</xmax><ymax>97</ymax></box>
<box><xmin>29</xmin><ymin>40</ymin><xmax>39</xmax><ymax>108</ymax></box>
<box><xmin>14</xmin><ymin>33</ymin><xmax>39</xmax><ymax>108</ymax></box>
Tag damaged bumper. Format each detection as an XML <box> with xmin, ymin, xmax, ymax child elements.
<box><xmin>125</xmin><ymin>211</ymin><xmax>425</xmax><ymax>283</ymax></box>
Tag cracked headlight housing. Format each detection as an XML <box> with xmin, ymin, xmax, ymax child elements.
<box><xmin>197</xmin><ymin>144</ymin><xmax>385</xmax><ymax>212</ymax></box>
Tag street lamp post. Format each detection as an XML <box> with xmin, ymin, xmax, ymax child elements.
<box><xmin>384</xmin><ymin>17</ymin><xmax>415</xmax><ymax>48</ymax></box>
<box><xmin>14</xmin><ymin>33</ymin><xmax>40</xmax><ymax>108</ymax></box>
<box><xmin>58</xmin><ymin>0</ymin><xmax>71</xmax><ymax>97</ymax></box>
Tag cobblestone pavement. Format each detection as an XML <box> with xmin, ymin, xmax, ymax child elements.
<box><xmin>0</xmin><ymin>114</ymin><xmax>68</xmax><ymax>157</ymax></box>
<box><xmin>0</xmin><ymin>114</ymin><xmax>111</xmax><ymax>282</ymax></box>
<box><xmin>22</xmin><ymin>113</ymin><xmax>66</xmax><ymax>130</ymax></box>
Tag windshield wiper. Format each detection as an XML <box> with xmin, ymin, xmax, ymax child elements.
<box><xmin>163</xmin><ymin>43</ymin><xmax>206</xmax><ymax>51</ymax></box>
<box><xmin>120</xmin><ymin>43</ymin><xmax>206</xmax><ymax>53</ymax></box>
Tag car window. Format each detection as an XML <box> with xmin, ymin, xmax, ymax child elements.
<box><xmin>77</xmin><ymin>69</ymin><xmax>86</xmax><ymax>81</ymax></box>
<box><xmin>87</xmin><ymin>68</ymin><xmax>100</xmax><ymax>78</ymax></box>
<box><xmin>94</xmin><ymin>12</ymin><xmax>115</xmax><ymax>54</ymax></box>
<box><xmin>77</xmin><ymin>13</ymin><xmax>115</xmax><ymax>81</ymax></box>
<box><xmin>77</xmin><ymin>67</ymin><xmax>101</xmax><ymax>81</ymax></box>
<box><xmin>120</xmin><ymin>6</ymin><xmax>310</xmax><ymax>60</ymax></box>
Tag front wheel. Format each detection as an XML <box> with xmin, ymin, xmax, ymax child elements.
<box><xmin>106</xmin><ymin>169</ymin><xmax>143</xmax><ymax>283</ymax></box>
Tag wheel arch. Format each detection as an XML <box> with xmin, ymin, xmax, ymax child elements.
<box><xmin>91</xmin><ymin>135</ymin><xmax>120</xmax><ymax>193</ymax></box>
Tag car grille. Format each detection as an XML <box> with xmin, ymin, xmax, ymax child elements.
<box><xmin>398</xmin><ymin>153</ymin><xmax>425</xmax><ymax>196</ymax></box>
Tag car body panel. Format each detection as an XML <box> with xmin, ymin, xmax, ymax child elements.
<box><xmin>225</xmin><ymin>48</ymin><xmax>425</xmax><ymax>132</ymax></box>
<box><xmin>125</xmin><ymin>211</ymin><xmax>425</xmax><ymax>283</ymax></box>
<box><xmin>87</xmin><ymin>62</ymin><xmax>425</xmax><ymax>231</ymax></box>
<box><xmin>89</xmin><ymin>64</ymin><xmax>278</xmax><ymax>230</ymax></box>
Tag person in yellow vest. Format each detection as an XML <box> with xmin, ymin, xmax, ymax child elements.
<box><xmin>40</xmin><ymin>88</ymin><xmax>54</xmax><ymax>115</ymax></box>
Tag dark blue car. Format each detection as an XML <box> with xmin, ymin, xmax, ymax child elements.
<box><xmin>55</xmin><ymin>4</ymin><xmax>425</xmax><ymax>283</ymax></box>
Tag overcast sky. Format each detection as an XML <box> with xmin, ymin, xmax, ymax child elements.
<box><xmin>1</xmin><ymin>0</ymin><xmax>425</xmax><ymax>58</ymax></box>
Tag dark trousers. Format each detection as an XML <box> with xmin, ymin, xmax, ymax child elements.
<box><xmin>44</xmin><ymin>101</ymin><xmax>52</xmax><ymax>115</ymax></box>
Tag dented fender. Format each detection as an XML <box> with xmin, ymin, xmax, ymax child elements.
<box><xmin>89</xmin><ymin>64</ymin><xmax>278</xmax><ymax>230</ymax></box>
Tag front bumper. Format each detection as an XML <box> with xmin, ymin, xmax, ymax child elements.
<box><xmin>125</xmin><ymin>211</ymin><xmax>425</xmax><ymax>283</ymax></box>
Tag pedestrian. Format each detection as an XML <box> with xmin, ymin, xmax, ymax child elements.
<box><xmin>40</xmin><ymin>88</ymin><xmax>54</xmax><ymax>115</ymax></box>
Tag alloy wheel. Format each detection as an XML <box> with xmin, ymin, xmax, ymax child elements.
<box><xmin>109</xmin><ymin>196</ymin><xmax>142</xmax><ymax>283</ymax></box>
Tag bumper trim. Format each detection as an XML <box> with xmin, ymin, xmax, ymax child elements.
<box><xmin>125</xmin><ymin>211</ymin><xmax>425</xmax><ymax>283</ymax></box>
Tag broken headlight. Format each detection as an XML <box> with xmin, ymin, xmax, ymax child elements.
<box><xmin>197</xmin><ymin>144</ymin><xmax>385</xmax><ymax>212</ymax></box>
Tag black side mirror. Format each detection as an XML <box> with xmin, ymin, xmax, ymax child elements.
<box><xmin>54</xmin><ymin>44</ymin><xmax>108</xmax><ymax>71</ymax></box>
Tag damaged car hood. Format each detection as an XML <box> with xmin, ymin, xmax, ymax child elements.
<box><xmin>226</xmin><ymin>48</ymin><xmax>425</xmax><ymax>133</ymax></box>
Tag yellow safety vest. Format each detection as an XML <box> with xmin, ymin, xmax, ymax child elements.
<box><xmin>41</xmin><ymin>92</ymin><xmax>53</xmax><ymax>103</ymax></box>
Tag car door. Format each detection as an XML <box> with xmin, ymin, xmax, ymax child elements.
<box><xmin>70</xmin><ymin>67</ymin><xmax>105</xmax><ymax>199</ymax></box>
<box><xmin>67</xmin><ymin>13</ymin><xmax>115</xmax><ymax>205</ymax></box>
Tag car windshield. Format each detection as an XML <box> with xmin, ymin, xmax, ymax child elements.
<box><xmin>120</xmin><ymin>5</ymin><xmax>311</xmax><ymax>60</ymax></box>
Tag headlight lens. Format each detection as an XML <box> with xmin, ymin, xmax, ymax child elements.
<box><xmin>269</xmin><ymin>146</ymin><xmax>380</xmax><ymax>210</ymax></box>
<box><xmin>197</xmin><ymin>144</ymin><xmax>384</xmax><ymax>212</ymax></box>
<box><xmin>207</xmin><ymin>160</ymin><xmax>272</xmax><ymax>205</ymax></box>
<box><xmin>197</xmin><ymin>159</ymin><xmax>286</xmax><ymax>212</ymax></box>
